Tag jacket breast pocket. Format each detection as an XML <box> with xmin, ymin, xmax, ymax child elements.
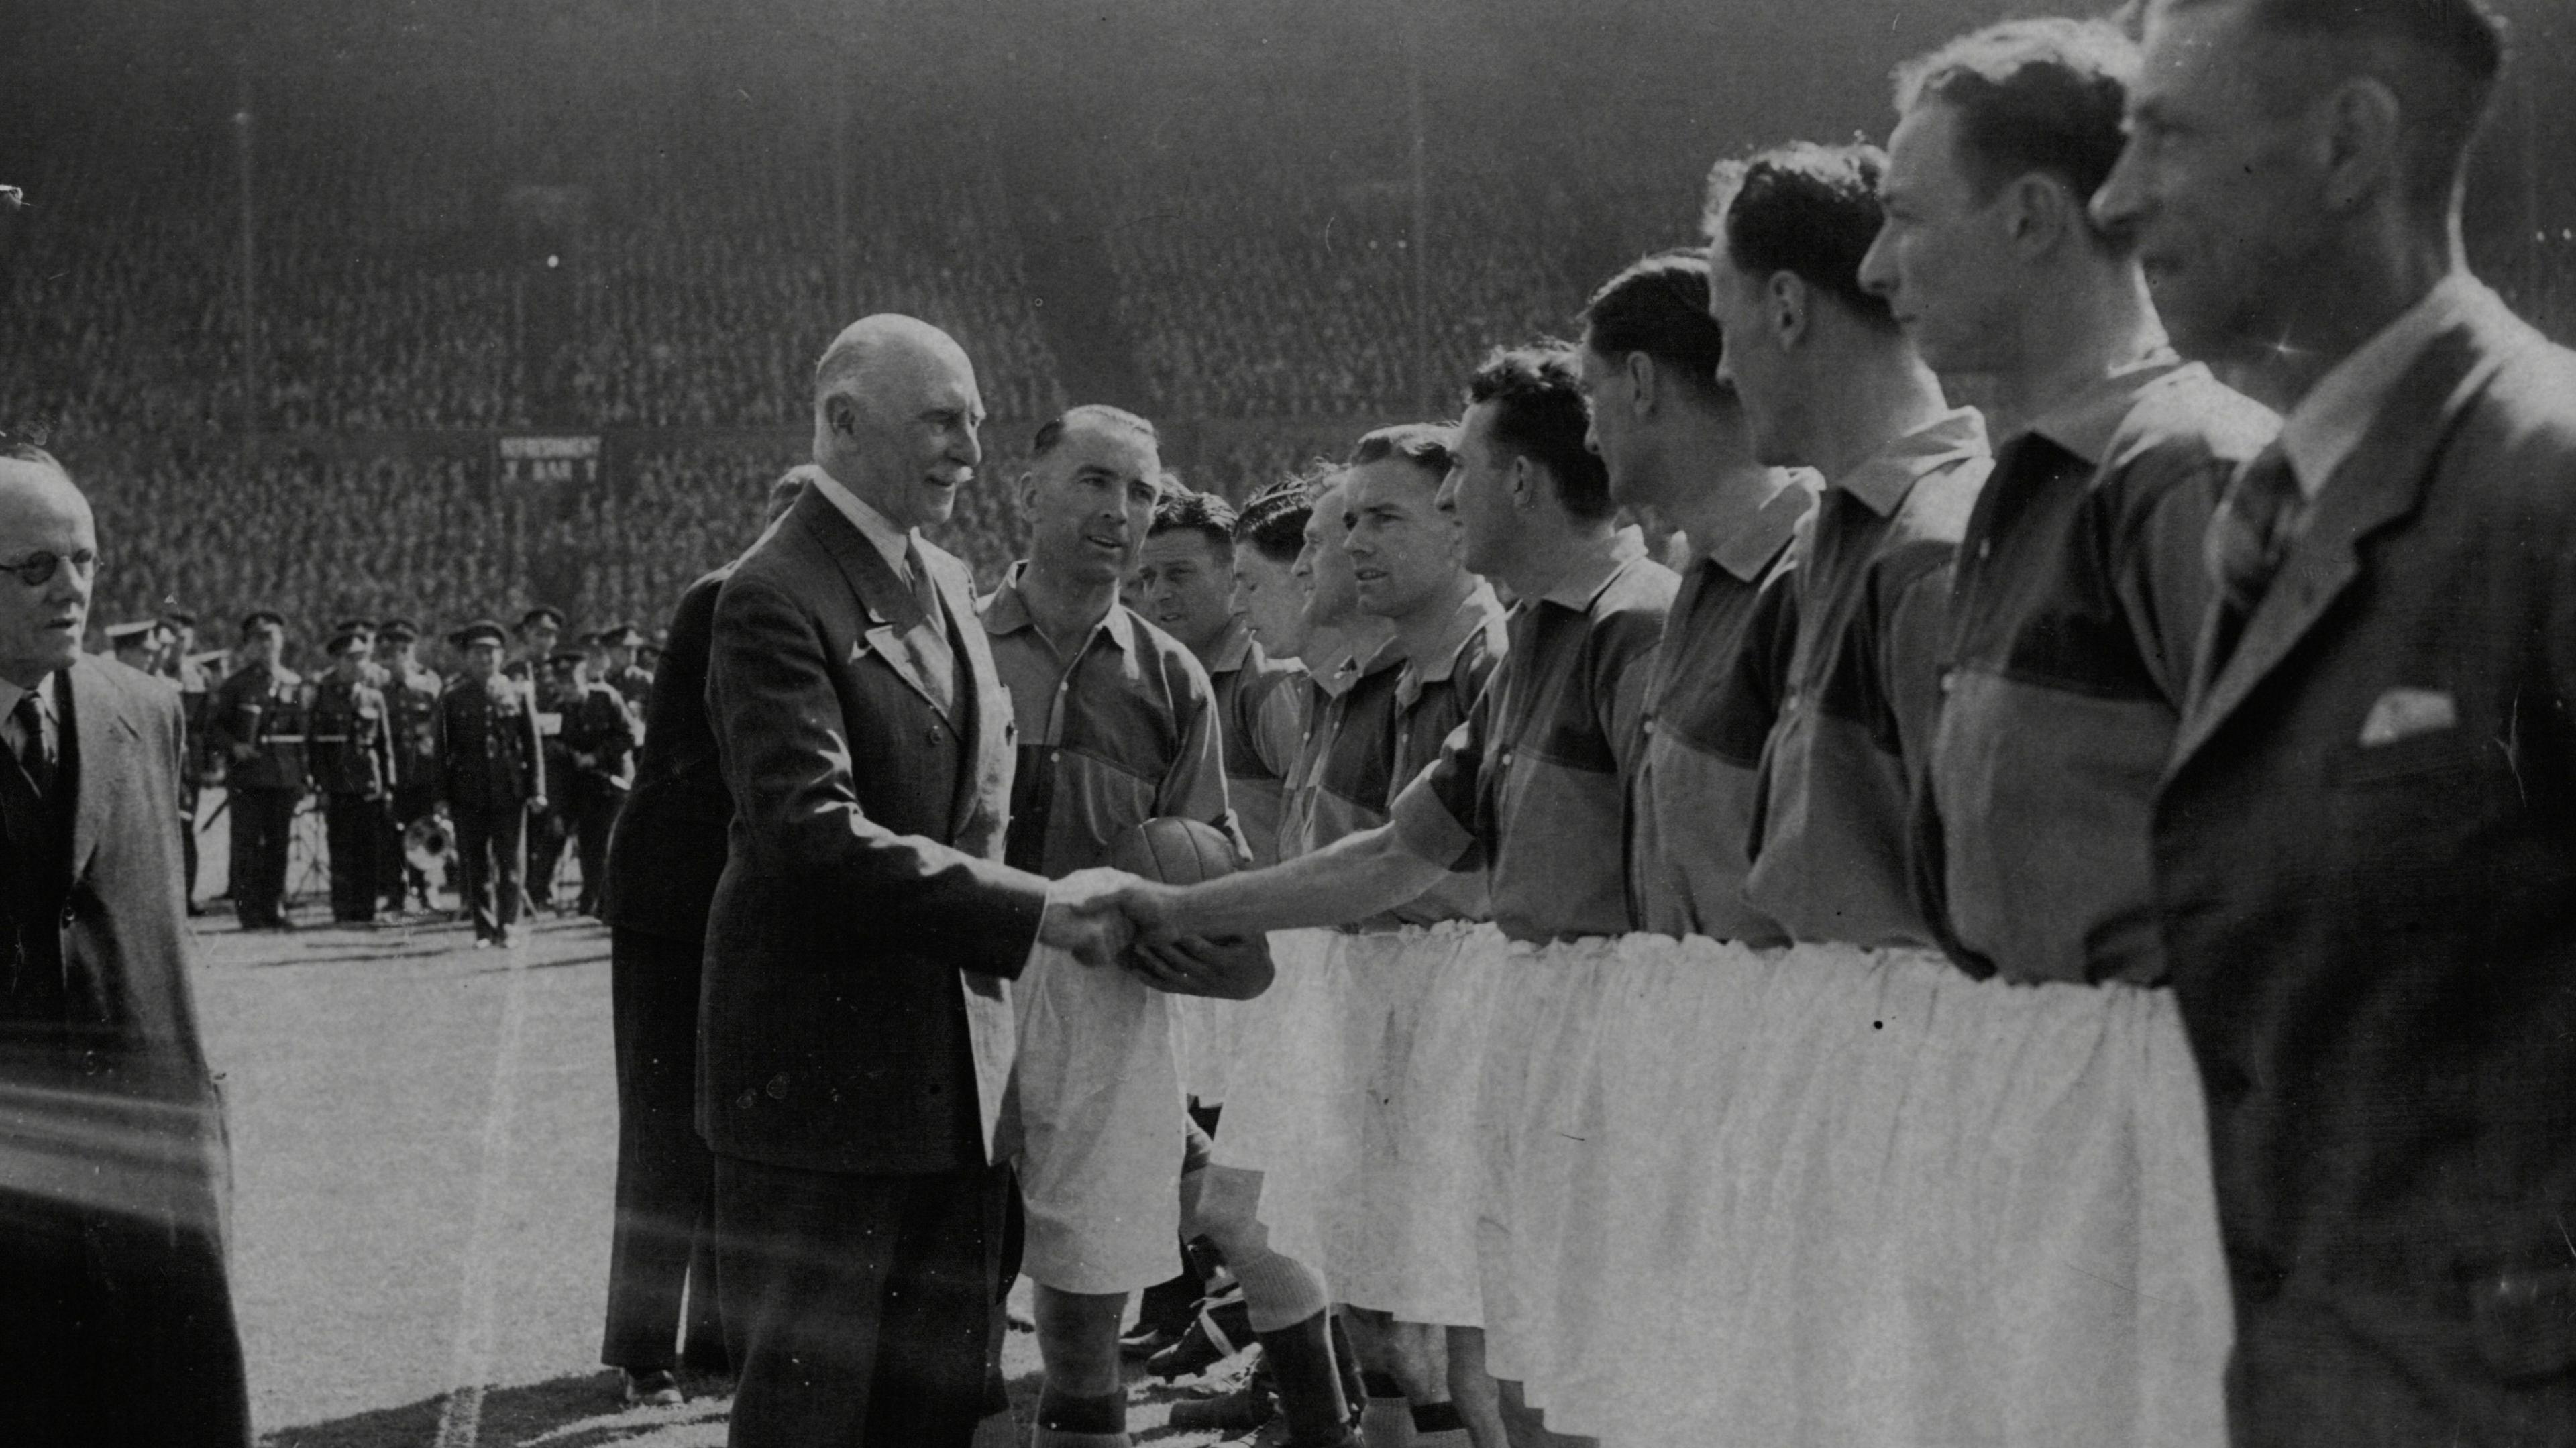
<box><xmin>2326</xmin><ymin>728</ymin><xmax>2491</xmax><ymax>789</ymax></box>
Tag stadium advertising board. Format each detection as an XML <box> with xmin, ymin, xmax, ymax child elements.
<box><xmin>496</xmin><ymin>435</ymin><xmax>604</xmax><ymax>486</ymax></box>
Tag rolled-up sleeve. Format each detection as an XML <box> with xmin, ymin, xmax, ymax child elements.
<box><xmin>1389</xmin><ymin>690</ymin><xmax>1489</xmax><ymax>872</ymax></box>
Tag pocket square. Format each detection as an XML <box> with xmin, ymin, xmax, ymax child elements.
<box><xmin>2358</xmin><ymin>687</ymin><xmax>2457</xmax><ymax>747</ymax></box>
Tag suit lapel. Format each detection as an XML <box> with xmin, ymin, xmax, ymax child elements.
<box><xmin>792</xmin><ymin>494</ymin><xmax>947</xmax><ymax>716</ymax></box>
<box><xmin>934</xmin><ymin>555</ymin><xmax>999</xmax><ymax>844</ymax></box>
<box><xmin>66</xmin><ymin>660</ymin><xmax>118</xmax><ymax>883</ymax></box>
<box><xmin>2171</xmin><ymin>317</ymin><xmax>2508</xmax><ymax>773</ymax></box>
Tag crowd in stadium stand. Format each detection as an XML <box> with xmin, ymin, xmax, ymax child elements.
<box><xmin>74</xmin><ymin>437</ymin><xmax>1034</xmax><ymax>658</ymax></box>
<box><xmin>7</xmin><ymin>93</ymin><xmax>2572</xmax><ymax>659</ymax></box>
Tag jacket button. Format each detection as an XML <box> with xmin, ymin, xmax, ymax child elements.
<box><xmin>765</xmin><ymin>1073</ymin><xmax>791</xmax><ymax>1100</ymax></box>
<box><xmin>737</xmin><ymin>1089</ymin><xmax>759</xmax><ymax>1110</ymax></box>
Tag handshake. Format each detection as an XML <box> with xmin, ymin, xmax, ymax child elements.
<box><xmin>1035</xmin><ymin>869</ymin><xmax>1273</xmax><ymax>1001</ymax></box>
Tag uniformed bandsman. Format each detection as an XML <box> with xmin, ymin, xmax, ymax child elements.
<box><xmin>105</xmin><ymin>619</ymin><xmax>161</xmax><ymax>671</ymax></box>
<box><xmin>209</xmin><ymin>610</ymin><xmax>308</xmax><ymax>930</ymax></box>
<box><xmin>561</xmin><ymin>649</ymin><xmax>639</xmax><ymax>917</ymax></box>
<box><xmin>506</xmin><ymin>606</ymin><xmax>564</xmax><ymax>684</ymax></box>
<box><xmin>596</xmin><ymin>624</ymin><xmax>655</xmax><ymax>727</ymax></box>
<box><xmin>308</xmin><ymin>628</ymin><xmax>394</xmax><ymax>924</ymax></box>
<box><xmin>435</xmin><ymin>620</ymin><xmax>545</xmax><ymax>948</ymax></box>
<box><xmin>526</xmin><ymin>649</ymin><xmax>584</xmax><ymax>912</ymax></box>
<box><xmin>331</xmin><ymin>618</ymin><xmax>389</xmax><ymax>689</ymax></box>
<box><xmin>511</xmin><ymin>605</ymin><xmax>570</xmax><ymax>914</ymax></box>
<box><xmin>376</xmin><ymin>618</ymin><xmax>443</xmax><ymax>914</ymax></box>
<box><xmin>159</xmin><ymin>606</ymin><xmax>214</xmax><ymax>915</ymax></box>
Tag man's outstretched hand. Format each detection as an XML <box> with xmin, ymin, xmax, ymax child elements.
<box><xmin>1040</xmin><ymin>868</ymin><xmax>1140</xmax><ymax>967</ymax></box>
<box><xmin>1127</xmin><ymin>934</ymin><xmax>1275</xmax><ymax>1000</ymax></box>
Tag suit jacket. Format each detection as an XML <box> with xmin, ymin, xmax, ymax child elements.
<box><xmin>2155</xmin><ymin>293</ymin><xmax>2576</xmax><ymax>1433</ymax></box>
<box><xmin>701</xmin><ymin>487</ymin><xmax>1046</xmax><ymax>1176</ymax></box>
<box><xmin>0</xmin><ymin>655</ymin><xmax>246</xmax><ymax>1437</ymax></box>
<box><xmin>601</xmin><ymin>566</ymin><xmax>732</xmax><ymax>946</ymax></box>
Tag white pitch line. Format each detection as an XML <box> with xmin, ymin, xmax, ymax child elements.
<box><xmin>431</xmin><ymin>938</ymin><xmax>537</xmax><ymax>1448</ymax></box>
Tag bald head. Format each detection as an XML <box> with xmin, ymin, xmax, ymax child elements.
<box><xmin>812</xmin><ymin>314</ymin><xmax>987</xmax><ymax>531</ymax></box>
<box><xmin>0</xmin><ymin>452</ymin><xmax>99</xmax><ymax>688</ymax></box>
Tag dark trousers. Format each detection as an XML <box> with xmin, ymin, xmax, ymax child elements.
<box><xmin>384</xmin><ymin>783</ymin><xmax>438</xmax><ymax>910</ymax></box>
<box><xmin>452</xmin><ymin>801</ymin><xmax>526</xmax><ymax>942</ymax></box>
<box><xmin>527</xmin><ymin>799</ymin><xmax>570</xmax><ymax>909</ymax></box>
<box><xmin>227</xmin><ymin>787</ymin><xmax>296</xmax><ymax>927</ymax></box>
<box><xmin>603</xmin><ymin>929</ymin><xmax>724</xmax><ymax>1372</ymax></box>
<box><xmin>572</xmin><ymin>785</ymin><xmax>622</xmax><ymax>914</ymax></box>
<box><xmin>323</xmin><ymin>793</ymin><xmax>386</xmax><ymax>923</ymax></box>
<box><xmin>715</xmin><ymin>1154</ymin><xmax>1013</xmax><ymax>1448</ymax></box>
<box><xmin>2228</xmin><ymin>1289</ymin><xmax>2576</xmax><ymax>1447</ymax></box>
<box><xmin>0</xmin><ymin>1188</ymin><xmax>252</xmax><ymax>1448</ymax></box>
<box><xmin>178</xmin><ymin>781</ymin><xmax>201</xmax><ymax>905</ymax></box>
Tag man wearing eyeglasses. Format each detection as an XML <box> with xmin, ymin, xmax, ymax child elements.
<box><xmin>0</xmin><ymin>441</ymin><xmax>254</xmax><ymax>1445</ymax></box>
<box><xmin>209</xmin><ymin>609</ymin><xmax>307</xmax><ymax>930</ymax></box>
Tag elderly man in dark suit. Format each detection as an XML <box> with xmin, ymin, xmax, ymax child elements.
<box><xmin>2096</xmin><ymin>1</ymin><xmax>2576</xmax><ymax>1441</ymax></box>
<box><xmin>596</xmin><ymin>469</ymin><xmax>806</xmax><ymax>1407</ymax></box>
<box><xmin>0</xmin><ymin>439</ymin><xmax>250</xmax><ymax>1445</ymax></box>
<box><xmin>703</xmin><ymin>315</ymin><xmax>1134</xmax><ymax>1448</ymax></box>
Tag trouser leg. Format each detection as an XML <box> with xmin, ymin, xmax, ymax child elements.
<box><xmin>575</xmin><ymin>789</ymin><xmax>618</xmax><ymax>913</ymax></box>
<box><xmin>603</xmin><ymin>930</ymin><xmax>718</xmax><ymax>1370</ymax></box>
<box><xmin>488</xmin><ymin>805</ymin><xmax>526</xmax><ymax>933</ymax></box>
<box><xmin>527</xmin><ymin>802</ymin><xmax>567</xmax><ymax>909</ymax></box>
<box><xmin>716</xmin><ymin>1156</ymin><xmax>1006</xmax><ymax>1448</ymax></box>
<box><xmin>452</xmin><ymin>807</ymin><xmax>496</xmax><ymax>939</ymax></box>
<box><xmin>324</xmin><ymin>796</ymin><xmax>378</xmax><ymax>922</ymax></box>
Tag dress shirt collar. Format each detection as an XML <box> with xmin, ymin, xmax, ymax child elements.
<box><xmin>1537</xmin><ymin>526</ymin><xmax>1650</xmax><ymax>611</ymax></box>
<box><xmin>1702</xmin><ymin>469</ymin><xmax>1821</xmax><ymax>583</ymax></box>
<box><xmin>804</xmin><ymin>464</ymin><xmax>918</xmax><ymax>579</ymax></box>
<box><xmin>0</xmin><ymin>671</ymin><xmax>54</xmax><ymax>752</ymax></box>
<box><xmin>1387</xmin><ymin>581</ymin><xmax>1507</xmax><ymax>709</ymax></box>
<box><xmin>2280</xmin><ymin>273</ymin><xmax>2494</xmax><ymax>500</ymax></box>
<box><xmin>1835</xmin><ymin>408</ymin><xmax>1990</xmax><ymax>518</ymax></box>
<box><xmin>1304</xmin><ymin>641</ymin><xmax>1371</xmax><ymax>700</ymax></box>
<box><xmin>1206</xmin><ymin>616</ymin><xmax>1256</xmax><ymax>676</ymax></box>
<box><xmin>2025</xmin><ymin>347</ymin><xmax>2189</xmax><ymax>467</ymax></box>
<box><xmin>981</xmin><ymin>561</ymin><xmax>1136</xmax><ymax>656</ymax></box>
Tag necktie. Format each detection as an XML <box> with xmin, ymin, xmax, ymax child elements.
<box><xmin>2202</xmin><ymin>444</ymin><xmax>2306</xmax><ymax>676</ymax></box>
<box><xmin>904</xmin><ymin>541</ymin><xmax>958</xmax><ymax>717</ymax></box>
<box><xmin>10</xmin><ymin>688</ymin><xmax>53</xmax><ymax>805</ymax></box>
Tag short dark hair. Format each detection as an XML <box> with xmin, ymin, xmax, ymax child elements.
<box><xmin>1150</xmin><ymin>488</ymin><xmax>1238</xmax><ymax>555</ymax></box>
<box><xmin>1348</xmin><ymin>423</ymin><xmax>1458</xmax><ymax>486</ymax></box>
<box><xmin>1465</xmin><ymin>344</ymin><xmax>1615</xmax><ymax>523</ymax></box>
<box><xmin>2195</xmin><ymin>0</ymin><xmax>2506</xmax><ymax>215</ymax></box>
<box><xmin>0</xmin><ymin>425</ymin><xmax>64</xmax><ymax>475</ymax></box>
<box><xmin>1234</xmin><ymin>465</ymin><xmax>1326</xmax><ymax>564</ymax></box>
<box><xmin>1703</xmin><ymin>143</ymin><xmax>1899</xmax><ymax>330</ymax></box>
<box><xmin>1032</xmin><ymin>404</ymin><xmax>1159</xmax><ymax>459</ymax></box>
<box><xmin>1580</xmin><ymin>251</ymin><xmax>1729</xmax><ymax>400</ymax></box>
<box><xmin>1893</xmin><ymin>19</ymin><xmax>2138</xmax><ymax>240</ymax></box>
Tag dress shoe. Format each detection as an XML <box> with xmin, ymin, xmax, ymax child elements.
<box><xmin>621</xmin><ymin>1368</ymin><xmax>682</xmax><ymax>1406</ymax></box>
<box><xmin>1170</xmin><ymin>1374</ymin><xmax>1273</xmax><ymax>1432</ymax></box>
<box><xmin>1120</xmin><ymin>1321</ymin><xmax>1183</xmax><ymax>1361</ymax></box>
<box><xmin>1150</xmin><ymin>1294</ymin><xmax>1255</xmax><ymax>1380</ymax></box>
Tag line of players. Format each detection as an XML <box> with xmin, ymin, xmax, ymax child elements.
<box><xmin>99</xmin><ymin>607</ymin><xmax>657</xmax><ymax>944</ymax></box>
<box><xmin>856</xmin><ymin>5</ymin><xmax>2568</xmax><ymax>1447</ymax></box>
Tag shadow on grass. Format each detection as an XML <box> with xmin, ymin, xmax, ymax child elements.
<box><xmin>260</xmin><ymin>1370</ymin><xmax>727</xmax><ymax>1448</ymax></box>
<box><xmin>258</xmin><ymin>1340</ymin><xmax>1246</xmax><ymax>1447</ymax></box>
